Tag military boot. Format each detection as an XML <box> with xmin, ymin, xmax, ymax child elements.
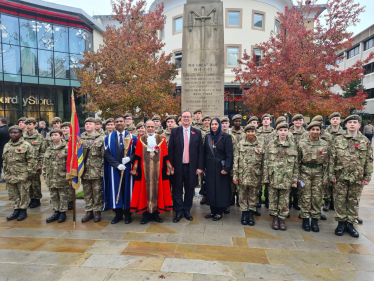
<box><xmin>256</xmin><ymin>194</ymin><xmax>261</xmax><ymax>208</ymax></box>
<box><xmin>279</xmin><ymin>218</ymin><xmax>286</xmax><ymax>231</ymax></box>
<box><xmin>241</xmin><ymin>211</ymin><xmax>248</xmax><ymax>225</ymax></box>
<box><xmin>264</xmin><ymin>196</ymin><xmax>269</xmax><ymax>208</ymax></box>
<box><xmin>81</xmin><ymin>211</ymin><xmax>94</xmax><ymax>223</ymax></box>
<box><xmin>346</xmin><ymin>223</ymin><xmax>359</xmax><ymax>238</ymax></box>
<box><xmin>94</xmin><ymin>211</ymin><xmax>101</xmax><ymax>223</ymax></box>
<box><xmin>272</xmin><ymin>216</ymin><xmax>279</xmax><ymax>230</ymax></box>
<box><xmin>356</xmin><ymin>217</ymin><xmax>363</xmax><ymax>224</ymax></box>
<box><xmin>224</xmin><ymin>207</ymin><xmax>230</xmax><ymax>214</ymax></box>
<box><xmin>46</xmin><ymin>211</ymin><xmax>60</xmax><ymax>223</ymax></box>
<box><xmin>58</xmin><ymin>212</ymin><xmax>66</xmax><ymax>223</ymax></box>
<box><xmin>7</xmin><ymin>209</ymin><xmax>20</xmax><ymax>221</ymax></box>
<box><xmin>322</xmin><ymin>201</ymin><xmax>330</xmax><ymax>212</ymax></box>
<box><xmin>68</xmin><ymin>202</ymin><xmax>74</xmax><ymax>210</ymax></box>
<box><xmin>329</xmin><ymin>200</ymin><xmax>335</xmax><ymax>210</ymax></box>
<box><xmin>248</xmin><ymin>210</ymin><xmax>255</xmax><ymax>226</ymax></box>
<box><xmin>292</xmin><ymin>198</ymin><xmax>301</xmax><ymax>210</ymax></box>
<box><xmin>302</xmin><ymin>218</ymin><xmax>311</xmax><ymax>232</ymax></box>
<box><xmin>32</xmin><ymin>199</ymin><xmax>41</xmax><ymax>208</ymax></box>
<box><xmin>28</xmin><ymin>199</ymin><xmax>35</xmax><ymax>208</ymax></box>
<box><xmin>17</xmin><ymin>209</ymin><xmax>27</xmax><ymax>221</ymax></box>
<box><xmin>253</xmin><ymin>208</ymin><xmax>261</xmax><ymax>216</ymax></box>
<box><xmin>311</xmin><ymin>218</ymin><xmax>319</xmax><ymax>232</ymax></box>
<box><xmin>335</xmin><ymin>221</ymin><xmax>346</xmax><ymax>236</ymax></box>
<box><xmin>320</xmin><ymin>213</ymin><xmax>327</xmax><ymax>220</ymax></box>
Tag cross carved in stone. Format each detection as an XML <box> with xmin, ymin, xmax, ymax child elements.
<box><xmin>189</xmin><ymin>6</ymin><xmax>217</xmax><ymax>61</ymax></box>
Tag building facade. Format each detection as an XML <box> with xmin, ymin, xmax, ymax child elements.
<box><xmin>0</xmin><ymin>0</ymin><xmax>104</xmax><ymax>126</ymax></box>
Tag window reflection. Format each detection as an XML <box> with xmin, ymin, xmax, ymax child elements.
<box><xmin>69</xmin><ymin>53</ymin><xmax>83</xmax><ymax>80</ymax></box>
<box><xmin>54</xmin><ymin>52</ymin><xmax>69</xmax><ymax>79</ymax></box>
<box><xmin>21</xmin><ymin>47</ymin><xmax>37</xmax><ymax>76</ymax></box>
<box><xmin>38</xmin><ymin>49</ymin><xmax>53</xmax><ymax>77</ymax></box>
<box><xmin>20</xmin><ymin>18</ymin><xmax>37</xmax><ymax>48</ymax></box>
<box><xmin>69</xmin><ymin>28</ymin><xmax>88</xmax><ymax>55</ymax></box>
<box><xmin>54</xmin><ymin>25</ymin><xmax>69</xmax><ymax>53</ymax></box>
<box><xmin>38</xmin><ymin>22</ymin><xmax>54</xmax><ymax>50</ymax></box>
<box><xmin>3</xmin><ymin>44</ymin><xmax>21</xmax><ymax>74</ymax></box>
<box><xmin>1</xmin><ymin>14</ymin><xmax>19</xmax><ymax>45</ymax></box>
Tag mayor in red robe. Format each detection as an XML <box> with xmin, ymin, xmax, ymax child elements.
<box><xmin>130</xmin><ymin>120</ymin><xmax>173</xmax><ymax>224</ymax></box>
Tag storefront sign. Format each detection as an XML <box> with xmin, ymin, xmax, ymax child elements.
<box><xmin>0</xmin><ymin>96</ymin><xmax>54</xmax><ymax>106</ymax></box>
<box><xmin>224</xmin><ymin>92</ymin><xmax>244</xmax><ymax>102</ymax></box>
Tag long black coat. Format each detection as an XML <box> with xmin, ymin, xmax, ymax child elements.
<box><xmin>204</xmin><ymin>132</ymin><xmax>233</xmax><ymax>208</ymax></box>
<box><xmin>168</xmin><ymin>126</ymin><xmax>204</xmax><ymax>188</ymax></box>
<box><xmin>0</xmin><ymin>125</ymin><xmax>10</xmax><ymax>164</ymax></box>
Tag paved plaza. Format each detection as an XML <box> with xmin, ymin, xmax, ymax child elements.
<box><xmin>0</xmin><ymin>180</ymin><xmax>373</xmax><ymax>281</ymax></box>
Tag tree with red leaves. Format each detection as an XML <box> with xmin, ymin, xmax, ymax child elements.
<box><xmin>77</xmin><ymin>0</ymin><xmax>180</xmax><ymax>119</ymax></box>
<box><xmin>234</xmin><ymin>0</ymin><xmax>374</xmax><ymax>118</ymax></box>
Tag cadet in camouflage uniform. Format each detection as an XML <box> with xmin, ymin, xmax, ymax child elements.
<box><xmin>61</xmin><ymin>122</ymin><xmax>74</xmax><ymax>210</ymax></box>
<box><xmin>23</xmin><ymin>118</ymin><xmax>45</xmax><ymax>208</ymax></box>
<box><xmin>152</xmin><ymin>115</ymin><xmax>164</xmax><ymax>135</ymax></box>
<box><xmin>247</xmin><ymin>116</ymin><xmax>259</xmax><ymax>127</ymax></box>
<box><xmin>263</xmin><ymin>123</ymin><xmax>298</xmax><ymax>231</ymax></box>
<box><xmin>233</xmin><ymin>124</ymin><xmax>264</xmax><ymax>226</ymax></box>
<box><xmin>3</xmin><ymin>125</ymin><xmax>36</xmax><ymax>221</ymax></box>
<box><xmin>323</xmin><ymin>112</ymin><xmax>345</xmax><ymax>212</ymax></box>
<box><xmin>124</xmin><ymin>113</ymin><xmax>138</xmax><ymax>136</ymax></box>
<box><xmin>201</xmin><ymin>116</ymin><xmax>211</xmax><ymax>142</ymax></box>
<box><xmin>298</xmin><ymin>121</ymin><xmax>329</xmax><ymax>232</ymax></box>
<box><xmin>136</xmin><ymin>122</ymin><xmax>145</xmax><ymax>137</ymax></box>
<box><xmin>81</xmin><ymin>117</ymin><xmax>105</xmax><ymax>223</ymax></box>
<box><xmin>17</xmin><ymin>117</ymin><xmax>27</xmax><ymax>133</ymax></box>
<box><xmin>329</xmin><ymin>115</ymin><xmax>373</xmax><ymax>238</ymax></box>
<box><xmin>44</xmin><ymin>117</ymin><xmax>62</xmax><ymax>148</ymax></box>
<box><xmin>301</xmin><ymin>115</ymin><xmax>332</xmax><ymax>146</ymax></box>
<box><xmin>192</xmin><ymin>108</ymin><xmax>204</xmax><ymax>130</ymax></box>
<box><xmin>95</xmin><ymin>118</ymin><xmax>106</xmax><ymax>136</ymax></box>
<box><xmin>177</xmin><ymin>116</ymin><xmax>182</xmax><ymax>126</ymax></box>
<box><xmin>105</xmin><ymin>118</ymin><xmax>115</xmax><ymax>135</ymax></box>
<box><xmin>42</xmin><ymin>128</ymin><xmax>70</xmax><ymax>223</ymax></box>
<box><xmin>162</xmin><ymin>115</ymin><xmax>176</xmax><ymax>146</ymax></box>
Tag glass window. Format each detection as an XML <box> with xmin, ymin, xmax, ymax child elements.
<box><xmin>4</xmin><ymin>81</ymin><xmax>21</xmax><ymax>111</ymax></box>
<box><xmin>336</xmin><ymin>55</ymin><xmax>344</xmax><ymax>64</ymax></box>
<box><xmin>3</xmin><ymin>44</ymin><xmax>21</xmax><ymax>74</ymax></box>
<box><xmin>38</xmin><ymin>49</ymin><xmax>53</xmax><ymax>77</ymax></box>
<box><xmin>21</xmin><ymin>47</ymin><xmax>37</xmax><ymax>76</ymax></box>
<box><xmin>19</xmin><ymin>18</ymin><xmax>37</xmax><ymax>48</ymax></box>
<box><xmin>1</xmin><ymin>14</ymin><xmax>19</xmax><ymax>45</ymax></box>
<box><xmin>347</xmin><ymin>46</ymin><xmax>359</xmax><ymax>59</ymax></box>
<box><xmin>364</xmin><ymin>38</ymin><xmax>374</xmax><ymax>51</ymax></box>
<box><xmin>5</xmin><ymin>111</ymin><xmax>22</xmax><ymax>125</ymax></box>
<box><xmin>174</xmin><ymin>17</ymin><xmax>182</xmax><ymax>33</ymax></box>
<box><xmin>22</xmin><ymin>83</ymin><xmax>39</xmax><ymax>112</ymax></box>
<box><xmin>227</xmin><ymin>47</ymin><xmax>239</xmax><ymax>66</ymax></box>
<box><xmin>69</xmin><ymin>53</ymin><xmax>83</xmax><ymax>80</ymax></box>
<box><xmin>254</xmin><ymin>13</ymin><xmax>264</xmax><ymax>29</ymax></box>
<box><xmin>253</xmin><ymin>48</ymin><xmax>261</xmax><ymax>65</ymax></box>
<box><xmin>56</xmin><ymin>86</ymin><xmax>70</xmax><ymax>118</ymax></box>
<box><xmin>175</xmin><ymin>51</ymin><xmax>182</xmax><ymax>68</ymax></box>
<box><xmin>38</xmin><ymin>22</ymin><xmax>54</xmax><ymax>50</ymax></box>
<box><xmin>69</xmin><ymin>28</ymin><xmax>86</xmax><ymax>55</ymax></box>
<box><xmin>54</xmin><ymin>52</ymin><xmax>69</xmax><ymax>79</ymax></box>
<box><xmin>228</xmin><ymin>11</ymin><xmax>240</xmax><ymax>26</ymax></box>
<box><xmin>275</xmin><ymin>20</ymin><xmax>280</xmax><ymax>34</ymax></box>
<box><xmin>364</xmin><ymin>63</ymin><xmax>374</xmax><ymax>75</ymax></box>
<box><xmin>54</xmin><ymin>25</ymin><xmax>69</xmax><ymax>53</ymax></box>
<box><xmin>39</xmin><ymin>85</ymin><xmax>55</xmax><ymax>112</ymax></box>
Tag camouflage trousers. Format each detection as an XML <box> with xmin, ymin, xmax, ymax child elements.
<box><xmin>50</xmin><ymin>187</ymin><xmax>69</xmax><ymax>212</ymax></box>
<box><xmin>29</xmin><ymin>170</ymin><xmax>42</xmax><ymax>200</ymax></box>
<box><xmin>7</xmin><ymin>181</ymin><xmax>31</xmax><ymax>209</ymax></box>
<box><xmin>323</xmin><ymin>182</ymin><xmax>333</xmax><ymax>202</ymax></box>
<box><xmin>239</xmin><ymin>184</ymin><xmax>258</xmax><ymax>212</ymax></box>
<box><xmin>68</xmin><ymin>186</ymin><xmax>74</xmax><ymax>202</ymax></box>
<box><xmin>333</xmin><ymin>180</ymin><xmax>361</xmax><ymax>224</ymax></box>
<box><xmin>298</xmin><ymin>172</ymin><xmax>323</xmax><ymax>219</ymax></box>
<box><xmin>82</xmin><ymin>178</ymin><xmax>103</xmax><ymax>212</ymax></box>
<box><xmin>269</xmin><ymin>186</ymin><xmax>290</xmax><ymax>220</ymax></box>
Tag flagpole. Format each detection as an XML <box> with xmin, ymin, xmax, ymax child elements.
<box><xmin>73</xmin><ymin>188</ymin><xmax>76</xmax><ymax>228</ymax></box>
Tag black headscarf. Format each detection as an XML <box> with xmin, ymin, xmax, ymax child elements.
<box><xmin>210</xmin><ymin>117</ymin><xmax>222</xmax><ymax>142</ymax></box>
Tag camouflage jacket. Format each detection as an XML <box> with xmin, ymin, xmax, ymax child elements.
<box><xmin>2</xmin><ymin>137</ymin><xmax>36</xmax><ymax>183</ymax></box>
<box><xmin>42</xmin><ymin>141</ymin><xmax>69</xmax><ymax>189</ymax></box>
<box><xmin>97</xmin><ymin>128</ymin><xmax>106</xmax><ymax>136</ymax></box>
<box><xmin>161</xmin><ymin>129</ymin><xmax>172</xmax><ymax>146</ymax></box>
<box><xmin>325</xmin><ymin>125</ymin><xmax>345</xmax><ymax>140</ymax></box>
<box><xmin>156</xmin><ymin>127</ymin><xmax>164</xmax><ymax>135</ymax></box>
<box><xmin>43</xmin><ymin>131</ymin><xmax>53</xmax><ymax>149</ymax></box>
<box><xmin>125</xmin><ymin>124</ymin><xmax>138</xmax><ymax>136</ymax></box>
<box><xmin>257</xmin><ymin>127</ymin><xmax>274</xmax><ymax>144</ymax></box>
<box><xmin>268</xmin><ymin>131</ymin><xmax>295</xmax><ymax>145</ymax></box>
<box><xmin>289</xmin><ymin>125</ymin><xmax>306</xmax><ymax>146</ymax></box>
<box><xmin>329</xmin><ymin>133</ymin><xmax>373</xmax><ymax>183</ymax></box>
<box><xmin>201</xmin><ymin>127</ymin><xmax>210</xmax><ymax>144</ymax></box>
<box><xmin>23</xmin><ymin>130</ymin><xmax>45</xmax><ymax>168</ymax></box>
<box><xmin>297</xmin><ymin>138</ymin><xmax>329</xmax><ymax>183</ymax></box>
<box><xmin>81</xmin><ymin>131</ymin><xmax>105</xmax><ymax>179</ymax></box>
<box><xmin>233</xmin><ymin>138</ymin><xmax>264</xmax><ymax>185</ymax></box>
<box><xmin>63</xmin><ymin>134</ymin><xmax>70</xmax><ymax>142</ymax></box>
<box><xmin>263</xmin><ymin>136</ymin><xmax>298</xmax><ymax>189</ymax></box>
<box><xmin>231</xmin><ymin>127</ymin><xmax>246</xmax><ymax>143</ymax></box>
<box><xmin>192</xmin><ymin>119</ymin><xmax>203</xmax><ymax>130</ymax></box>
<box><xmin>301</xmin><ymin>128</ymin><xmax>332</xmax><ymax>146</ymax></box>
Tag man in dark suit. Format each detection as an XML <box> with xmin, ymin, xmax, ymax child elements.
<box><xmin>168</xmin><ymin>110</ymin><xmax>204</xmax><ymax>222</ymax></box>
<box><xmin>0</xmin><ymin>118</ymin><xmax>10</xmax><ymax>183</ymax></box>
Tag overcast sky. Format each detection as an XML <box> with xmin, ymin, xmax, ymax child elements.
<box><xmin>48</xmin><ymin>0</ymin><xmax>373</xmax><ymax>36</ymax></box>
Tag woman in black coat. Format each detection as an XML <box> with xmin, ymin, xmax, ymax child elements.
<box><xmin>204</xmin><ymin>118</ymin><xmax>233</xmax><ymax>221</ymax></box>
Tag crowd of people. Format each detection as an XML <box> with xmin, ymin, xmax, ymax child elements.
<box><xmin>0</xmin><ymin>108</ymin><xmax>372</xmax><ymax>238</ymax></box>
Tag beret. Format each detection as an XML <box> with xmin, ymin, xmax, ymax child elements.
<box><xmin>136</xmin><ymin>122</ymin><xmax>145</xmax><ymax>129</ymax></box>
<box><xmin>244</xmin><ymin>124</ymin><xmax>256</xmax><ymax>132</ymax></box>
<box><xmin>329</xmin><ymin>112</ymin><xmax>341</xmax><ymax>119</ymax></box>
<box><xmin>177</xmin><ymin>116</ymin><xmax>181</xmax><ymax>122</ymax></box>
<box><xmin>193</xmin><ymin>108</ymin><xmax>202</xmax><ymax>114</ymax></box>
<box><xmin>261</xmin><ymin>113</ymin><xmax>272</xmax><ymax>120</ymax></box>
<box><xmin>152</xmin><ymin>115</ymin><xmax>161</xmax><ymax>121</ymax></box>
<box><xmin>123</xmin><ymin>113</ymin><xmax>132</xmax><ymax>118</ymax></box>
<box><xmin>9</xmin><ymin>125</ymin><xmax>22</xmax><ymax>132</ymax></box>
<box><xmin>232</xmin><ymin>114</ymin><xmax>242</xmax><ymax>121</ymax></box>
<box><xmin>95</xmin><ymin>118</ymin><xmax>103</xmax><ymax>124</ymax></box>
<box><xmin>25</xmin><ymin>118</ymin><xmax>37</xmax><ymax>124</ymax></box>
<box><xmin>51</xmin><ymin>117</ymin><xmax>62</xmax><ymax>124</ymax></box>
<box><xmin>61</xmin><ymin>122</ymin><xmax>70</xmax><ymax>128</ymax></box>
<box><xmin>165</xmin><ymin>115</ymin><xmax>176</xmax><ymax>122</ymax></box>
<box><xmin>84</xmin><ymin>117</ymin><xmax>96</xmax><ymax>124</ymax></box>
<box><xmin>275</xmin><ymin>116</ymin><xmax>287</xmax><ymax>126</ymax></box>
<box><xmin>221</xmin><ymin>117</ymin><xmax>230</xmax><ymax>123</ymax></box>
<box><xmin>343</xmin><ymin>114</ymin><xmax>361</xmax><ymax>124</ymax></box>
<box><xmin>292</xmin><ymin>114</ymin><xmax>304</xmax><ymax>121</ymax></box>
<box><xmin>307</xmin><ymin>121</ymin><xmax>322</xmax><ymax>130</ymax></box>
<box><xmin>311</xmin><ymin>115</ymin><xmax>323</xmax><ymax>122</ymax></box>
<box><xmin>17</xmin><ymin>117</ymin><xmax>27</xmax><ymax>123</ymax></box>
<box><xmin>202</xmin><ymin>116</ymin><xmax>211</xmax><ymax>121</ymax></box>
<box><xmin>247</xmin><ymin>116</ymin><xmax>259</xmax><ymax>124</ymax></box>
<box><xmin>276</xmin><ymin>122</ymin><xmax>289</xmax><ymax>130</ymax></box>
<box><xmin>50</xmin><ymin>128</ymin><xmax>63</xmax><ymax>135</ymax></box>
<box><xmin>105</xmin><ymin>118</ymin><xmax>114</xmax><ymax>124</ymax></box>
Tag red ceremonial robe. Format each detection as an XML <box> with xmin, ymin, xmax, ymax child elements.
<box><xmin>130</xmin><ymin>134</ymin><xmax>173</xmax><ymax>214</ymax></box>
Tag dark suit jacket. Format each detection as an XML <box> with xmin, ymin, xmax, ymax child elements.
<box><xmin>104</xmin><ymin>131</ymin><xmax>135</xmax><ymax>169</ymax></box>
<box><xmin>168</xmin><ymin>126</ymin><xmax>204</xmax><ymax>188</ymax></box>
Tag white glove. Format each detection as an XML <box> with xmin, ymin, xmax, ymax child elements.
<box><xmin>118</xmin><ymin>164</ymin><xmax>126</xmax><ymax>171</ymax></box>
<box><xmin>122</xmin><ymin>157</ymin><xmax>131</xmax><ymax>165</ymax></box>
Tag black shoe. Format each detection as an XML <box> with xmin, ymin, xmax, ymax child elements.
<box><xmin>184</xmin><ymin>213</ymin><xmax>193</xmax><ymax>221</ymax></box>
<box><xmin>253</xmin><ymin>208</ymin><xmax>261</xmax><ymax>216</ymax></box>
<box><xmin>248</xmin><ymin>211</ymin><xmax>255</xmax><ymax>226</ymax></box>
<box><xmin>68</xmin><ymin>202</ymin><xmax>73</xmax><ymax>210</ymax></box>
<box><xmin>335</xmin><ymin>221</ymin><xmax>346</xmax><ymax>236</ymax></box>
<box><xmin>320</xmin><ymin>213</ymin><xmax>327</xmax><ymax>220</ymax></box>
<box><xmin>173</xmin><ymin>214</ymin><xmax>182</xmax><ymax>223</ymax></box>
<box><xmin>7</xmin><ymin>209</ymin><xmax>20</xmax><ymax>221</ymax></box>
<box><xmin>140</xmin><ymin>217</ymin><xmax>149</xmax><ymax>224</ymax></box>
<box><xmin>200</xmin><ymin>196</ymin><xmax>206</xmax><ymax>205</ymax></box>
<box><xmin>230</xmin><ymin>193</ymin><xmax>235</xmax><ymax>206</ymax></box>
<box><xmin>153</xmin><ymin>214</ymin><xmax>163</xmax><ymax>223</ymax></box>
<box><xmin>256</xmin><ymin>202</ymin><xmax>261</xmax><ymax>208</ymax></box>
<box><xmin>322</xmin><ymin>201</ymin><xmax>330</xmax><ymax>212</ymax></box>
<box><xmin>29</xmin><ymin>199</ymin><xmax>41</xmax><ymax>208</ymax></box>
<box><xmin>346</xmin><ymin>223</ymin><xmax>359</xmax><ymax>238</ymax></box>
<box><xmin>205</xmin><ymin>213</ymin><xmax>215</xmax><ymax>219</ymax></box>
<box><xmin>58</xmin><ymin>212</ymin><xmax>66</xmax><ymax>223</ymax></box>
<box><xmin>356</xmin><ymin>217</ymin><xmax>363</xmax><ymax>224</ymax></box>
<box><xmin>111</xmin><ymin>209</ymin><xmax>123</xmax><ymax>224</ymax></box>
<box><xmin>212</xmin><ymin>214</ymin><xmax>222</xmax><ymax>221</ymax></box>
<box><xmin>46</xmin><ymin>211</ymin><xmax>60</xmax><ymax>223</ymax></box>
<box><xmin>311</xmin><ymin>218</ymin><xmax>319</xmax><ymax>232</ymax></box>
<box><xmin>286</xmin><ymin>213</ymin><xmax>291</xmax><ymax>218</ymax></box>
<box><xmin>241</xmin><ymin>211</ymin><xmax>248</xmax><ymax>225</ymax></box>
<box><xmin>302</xmin><ymin>218</ymin><xmax>311</xmax><ymax>232</ymax></box>
<box><xmin>124</xmin><ymin>214</ymin><xmax>132</xmax><ymax>224</ymax></box>
<box><xmin>330</xmin><ymin>200</ymin><xmax>335</xmax><ymax>210</ymax></box>
<box><xmin>223</xmin><ymin>207</ymin><xmax>230</xmax><ymax>214</ymax></box>
<box><xmin>236</xmin><ymin>192</ymin><xmax>240</xmax><ymax>207</ymax></box>
<box><xmin>29</xmin><ymin>199</ymin><xmax>35</xmax><ymax>208</ymax></box>
<box><xmin>17</xmin><ymin>209</ymin><xmax>27</xmax><ymax>221</ymax></box>
<box><xmin>292</xmin><ymin>198</ymin><xmax>301</xmax><ymax>211</ymax></box>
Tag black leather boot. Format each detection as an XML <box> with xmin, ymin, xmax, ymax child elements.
<box><xmin>292</xmin><ymin>198</ymin><xmax>301</xmax><ymax>210</ymax></box>
<box><xmin>248</xmin><ymin>210</ymin><xmax>255</xmax><ymax>226</ymax></box>
<box><xmin>346</xmin><ymin>223</ymin><xmax>359</xmax><ymax>238</ymax></box>
<box><xmin>241</xmin><ymin>211</ymin><xmax>248</xmax><ymax>225</ymax></box>
<box><xmin>320</xmin><ymin>213</ymin><xmax>327</xmax><ymax>220</ymax></box>
<box><xmin>256</xmin><ymin>194</ymin><xmax>261</xmax><ymax>208</ymax></box>
<box><xmin>253</xmin><ymin>208</ymin><xmax>261</xmax><ymax>216</ymax></box>
<box><xmin>311</xmin><ymin>218</ymin><xmax>319</xmax><ymax>232</ymax></box>
<box><xmin>7</xmin><ymin>209</ymin><xmax>20</xmax><ymax>220</ymax></box>
<box><xmin>264</xmin><ymin>196</ymin><xmax>269</xmax><ymax>208</ymax></box>
<box><xmin>124</xmin><ymin>213</ymin><xmax>132</xmax><ymax>224</ymax></box>
<box><xmin>29</xmin><ymin>199</ymin><xmax>41</xmax><ymax>208</ymax></box>
<box><xmin>302</xmin><ymin>218</ymin><xmax>310</xmax><ymax>232</ymax></box>
<box><xmin>46</xmin><ymin>211</ymin><xmax>60</xmax><ymax>223</ymax></box>
<box><xmin>58</xmin><ymin>212</ymin><xmax>67</xmax><ymax>223</ymax></box>
<box><xmin>17</xmin><ymin>209</ymin><xmax>27</xmax><ymax>221</ymax></box>
<box><xmin>68</xmin><ymin>202</ymin><xmax>73</xmax><ymax>210</ymax></box>
<box><xmin>111</xmin><ymin>209</ymin><xmax>123</xmax><ymax>224</ymax></box>
<box><xmin>28</xmin><ymin>199</ymin><xmax>34</xmax><ymax>208</ymax></box>
<box><xmin>335</xmin><ymin>221</ymin><xmax>346</xmax><ymax>236</ymax></box>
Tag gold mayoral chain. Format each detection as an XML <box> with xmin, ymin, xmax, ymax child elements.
<box><xmin>140</xmin><ymin>138</ymin><xmax>164</xmax><ymax>157</ymax></box>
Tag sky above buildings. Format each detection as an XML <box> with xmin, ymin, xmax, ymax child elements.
<box><xmin>48</xmin><ymin>0</ymin><xmax>373</xmax><ymax>36</ymax></box>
